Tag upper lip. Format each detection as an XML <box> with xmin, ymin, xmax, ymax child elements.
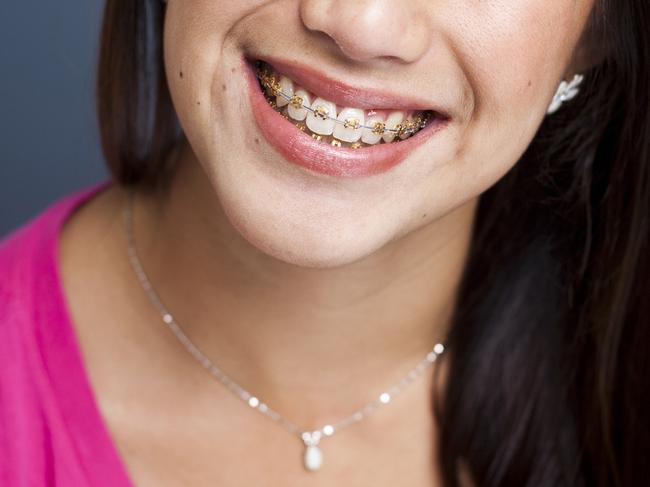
<box><xmin>251</xmin><ymin>55</ymin><xmax>448</xmax><ymax>116</ymax></box>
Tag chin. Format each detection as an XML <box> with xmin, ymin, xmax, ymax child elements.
<box><xmin>216</xmin><ymin>195</ymin><xmax>392</xmax><ymax>269</ymax></box>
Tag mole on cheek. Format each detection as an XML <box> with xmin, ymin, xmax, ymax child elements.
<box><xmin>180</xmin><ymin>71</ymin><xmax>183</xmax><ymax>78</ymax></box>
<box><xmin>222</xmin><ymin>84</ymin><xmax>227</xmax><ymax>92</ymax></box>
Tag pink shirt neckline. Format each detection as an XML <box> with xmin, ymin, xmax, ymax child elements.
<box><xmin>30</xmin><ymin>180</ymin><xmax>135</xmax><ymax>486</ymax></box>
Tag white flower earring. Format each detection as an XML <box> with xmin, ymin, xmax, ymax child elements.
<box><xmin>547</xmin><ymin>74</ymin><xmax>585</xmax><ymax>115</ymax></box>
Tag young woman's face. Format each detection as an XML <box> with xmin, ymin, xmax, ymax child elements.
<box><xmin>163</xmin><ymin>0</ymin><xmax>594</xmax><ymax>267</ymax></box>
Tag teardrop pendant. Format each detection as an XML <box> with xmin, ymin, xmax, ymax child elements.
<box><xmin>301</xmin><ymin>431</ymin><xmax>324</xmax><ymax>472</ymax></box>
<box><xmin>303</xmin><ymin>444</ymin><xmax>323</xmax><ymax>471</ymax></box>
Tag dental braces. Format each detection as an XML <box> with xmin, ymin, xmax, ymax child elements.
<box><xmin>256</xmin><ymin>66</ymin><xmax>429</xmax><ymax>140</ymax></box>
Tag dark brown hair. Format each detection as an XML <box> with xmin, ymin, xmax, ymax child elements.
<box><xmin>97</xmin><ymin>1</ymin><xmax>650</xmax><ymax>485</ymax></box>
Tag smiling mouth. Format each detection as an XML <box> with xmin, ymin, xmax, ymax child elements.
<box><xmin>254</xmin><ymin>60</ymin><xmax>436</xmax><ymax>149</ymax></box>
<box><xmin>245</xmin><ymin>56</ymin><xmax>449</xmax><ymax>178</ymax></box>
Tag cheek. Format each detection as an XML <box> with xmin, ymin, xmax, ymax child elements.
<box><xmin>163</xmin><ymin>1</ymin><xmax>266</xmax><ymax>154</ymax></box>
<box><xmin>453</xmin><ymin>0</ymin><xmax>593</xmax><ymax>117</ymax></box>
<box><xmin>439</xmin><ymin>0</ymin><xmax>593</xmax><ymax>191</ymax></box>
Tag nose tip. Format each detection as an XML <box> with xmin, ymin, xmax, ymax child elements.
<box><xmin>299</xmin><ymin>0</ymin><xmax>431</xmax><ymax>64</ymax></box>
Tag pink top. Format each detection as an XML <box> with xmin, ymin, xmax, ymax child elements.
<box><xmin>0</xmin><ymin>181</ymin><xmax>134</xmax><ymax>487</ymax></box>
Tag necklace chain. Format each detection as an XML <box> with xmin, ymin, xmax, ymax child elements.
<box><xmin>123</xmin><ymin>189</ymin><xmax>446</xmax><ymax>471</ymax></box>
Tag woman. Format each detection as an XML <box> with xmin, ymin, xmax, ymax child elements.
<box><xmin>1</xmin><ymin>0</ymin><xmax>648</xmax><ymax>485</ymax></box>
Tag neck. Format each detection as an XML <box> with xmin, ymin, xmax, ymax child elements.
<box><xmin>129</xmin><ymin>142</ymin><xmax>477</xmax><ymax>425</ymax></box>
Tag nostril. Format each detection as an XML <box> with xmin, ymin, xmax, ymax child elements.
<box><xmin>299</xmin><ymin>0</ymin><xmax>431</xmax><ymax>64</ymax></box>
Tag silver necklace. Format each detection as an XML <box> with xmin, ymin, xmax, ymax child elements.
<box><xmin>123</xmin><ymin>190</ymin><xmax>446</xmax><ymax>472</ymax></box>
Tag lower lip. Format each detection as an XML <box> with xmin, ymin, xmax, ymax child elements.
<box><xmin>244</xmin><ymin>60</ymin><xmax>448</xmax><ymax>178</ymax></box>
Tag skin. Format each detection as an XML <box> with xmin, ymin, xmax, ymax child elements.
<box><xmin>59</xmin><ymin>1</ymin><xmax>595</xmax><ymax>485</ymax></box>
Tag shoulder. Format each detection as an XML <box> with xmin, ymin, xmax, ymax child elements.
<box><xmin>0</xmin><ymin>179</ymin><xmax>115</xmax><ymax>362</ymax></box>
<box><xmin>0</xmin><ymin>181</ymin><xmax>114</xmax><ymax>483</ymax></box>
<box><xmin>0</xmin><ymin>192</ymin><xmax>74</xmax><ymax>333</ymax></box>
<box><xmin>0</xmin><ymin>182</ymin><xmax>111</xmax><ymax>320</ymax></box>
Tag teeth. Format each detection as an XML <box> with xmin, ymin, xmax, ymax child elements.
<box><xmin>334</xmin><ymin>108</ymin><xmax>365</xmax><ymax>143</ymax></box>
<box><xmin>263</xmin><ymin>75</ymin><xmax>277</xmax><ymax>97</ymax></box>
<box><xmin>383</xmin><ymin>112</ymin><xmax>405</xmax><ymax>143</ymax></box>
<box><xmin>306</xmin><ymin>98</ymin><xmax>337</xmax><ymax>136</ymax></box>
<box><xmin>276</xmin><ymin>76</ymin><xmax>294</xmax><ymax>107</ymax></box>
<box><xmin>361</xmin><ymin>114</ymin><xmax>386</xmax><ymax>145</ymax></box>
<box><xmin>399</xmin><ymin>119</ymin><xmax>417</xmax><ymax>140</ymax></box>
<box><xmin>256</xmin><ymin>62</ymin><xmax>432</xmax><ymax>148</ymax></box>
<box><xmin>287</xmin><ymin>89</ymin><xmax>311</xmax><ymax>121</ymax></box>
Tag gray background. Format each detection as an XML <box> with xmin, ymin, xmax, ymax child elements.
<box><xmin>1</xmin><ymin>1</ymin><xmax>108</xmax><ymax>237</ymax></box>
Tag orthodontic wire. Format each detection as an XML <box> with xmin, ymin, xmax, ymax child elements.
<box><xmin>256</xmin><ymin>68</ymin><xmax>429</xmax><ymax>136</ymax></box>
